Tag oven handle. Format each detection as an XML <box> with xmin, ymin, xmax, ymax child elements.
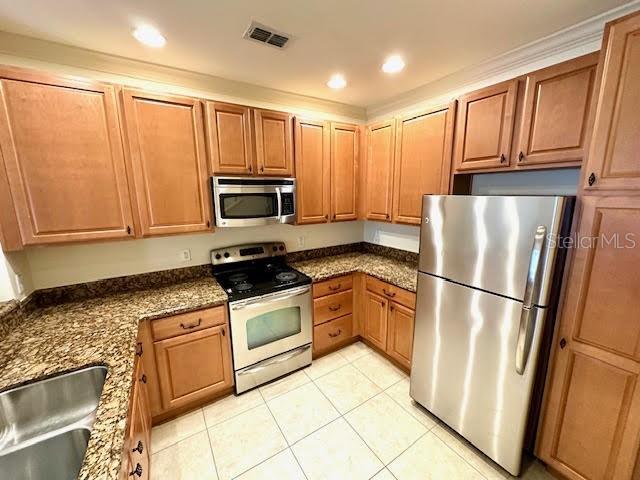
<box><xmin>276</xmin><ymin>187</ymin><xmax>282</xmax><ymax>222</ymax></box>
<box><xmin>237</xmin><ymin>344</ymin><xmax>311</xmax><ymax>375</ymax></box>
<box><xmin>230</xmin><ymin>285</ymin><xmax>311</xmax><ymax>310</ymax></box>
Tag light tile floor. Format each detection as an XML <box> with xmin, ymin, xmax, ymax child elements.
<box><xmin>150</xmin><ymin>342</ymin><xmax>556</xmax><ymax>480</ymax></box>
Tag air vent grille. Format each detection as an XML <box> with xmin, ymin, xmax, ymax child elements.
<box><xmin>244</xmin><ymin>21</ymin><xmax>290</xmax><ymax>49</ymax></box>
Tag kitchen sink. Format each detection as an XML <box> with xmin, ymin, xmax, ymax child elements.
<box><xmin>0</xmin><ymin>365</ymin><xmax>107</xmax><ymax>480</ymax></box>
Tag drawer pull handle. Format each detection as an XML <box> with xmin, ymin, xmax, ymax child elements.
<box><xmin>383</xmin><ymin>289</ymin><xmax>396</xmax><ymax>298</ymax></box>
<box><xmin>328</xmin><ymin>284</ymin><xmax>342</xmax><ymax>291</ymax></box>
<box><xmin>135</xmin><ymin>342</ymin><xmax>143</xmax><ymax>357</ymax></box>
<box><xmin>130</xmin><ymin>464</ymin><xmax>143</xmax><ymax>477</ymax></box>
<box><xmin>329</xmin><ymin>304</ymin><xmax>342</xmax><ymax>312</ymax></box>
<box><xmin>180</xmin><ymin>319</ymin><xmax>202</xmax><ymax>330</ymax></box>
<box><xmin>132</xmin><ymin>441</ymin><xmax>143</xmax><ymax>454</ymax></box>
<box><xmin>329</xmin><ymin>329</ymin><xmax>342</xmax><ymax>338</ymax></box>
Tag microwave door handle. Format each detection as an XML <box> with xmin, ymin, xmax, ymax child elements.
<box><xmin>515</xmin><ymin>225</ymin><xmax>546</xmax><ymax>375</ymax></box>
<box><xmin>275</xmin><ymin>187</ymin><xmax>282</xmax><ymax>222</ymax></box>
<box><xmin>231</xmin><ymin>285</ymin><xmax>310</xmax><ymax>310</ymax></box>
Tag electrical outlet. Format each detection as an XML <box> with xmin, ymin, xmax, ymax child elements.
<box><xmin>296</xmin><ymin>236</ymin><xmax>305</xmax><ymax>248</ymax></box>
<box><xmin>179</xmin><ymin>249</ymin><xmax>191</xmax><ymax>262</ymax></box>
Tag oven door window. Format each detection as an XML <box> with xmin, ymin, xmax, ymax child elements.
<box><xmin>246</xmin><ymin>306</ymin><xmax>302</xmax><ymax>350</ymax></box>
<box><xmin>219</xmin><ymin>193</ymin><xmax>277</xmax><ymax>219</ymax></box>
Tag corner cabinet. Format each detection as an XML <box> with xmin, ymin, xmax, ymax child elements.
<box><xmin>453</xmin><ymin>79</ymin><xmax>518</xmax><ymax>171</ymax></box>
<box><xmin>253</xmin><ymin>108</ymin><xmax>294</xmax><ymax>176</ymax></box>
<box><xmin>0</xmin><ymin>68</ymin><xmax>135</xmax><ymax>248</ymax></box>
<box><xmin>583</xmin><ymin>13</ymin><xmax>640</xmax><ymax>192</ymax></box>
<box><xmin>392</xmin><ymin>103</ymin><xmax>455</xmax><ymax>225</ymax></box>
<box><xmin>294</xmin><ymin>118</ymin><xmax>331</xmax><ymax>224</ymax></box>
<box><xmin>120</xmin><ymin>89</ymin><xmax>212</xmax><ymax>236</ymax></box>
<box><xmin>365</xmin><ymin>120</ymin><xmax>396</xmax><ymax>222</ymax></box>
<box><xmin>205</xmin><ymin>101</ymin><xmax>254</xmax><ymax>175</ymax></box>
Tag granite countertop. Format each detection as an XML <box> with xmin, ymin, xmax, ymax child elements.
<box><xmin>292</xmin><ymin>252</ymin><xmax>418</xmax><ymax>292</ymax></box>
<box><xmin>0</xmin><ymin>250</ymin><xmax>417</xmax><ymax>480</ymax></box>
<box><xmin>0</xmin><ymin>277</ymin><xmax>227</xmax><ymax>480</ymax></box>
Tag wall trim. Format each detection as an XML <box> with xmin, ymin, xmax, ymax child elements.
<box><xmin>0</xmin><ymin>30</ymin><xmax>366</xmax><ymax>122</ymax></box>
<box><xmin>366</xmin><ymin>0</ymin><xmax>640</xmax><ymax>120</ymax></box>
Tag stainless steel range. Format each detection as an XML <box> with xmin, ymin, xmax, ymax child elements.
<box><xmin>211</xmin><ymin>242</ymin><xmax>312</xmax><ymax>394</ymax></box>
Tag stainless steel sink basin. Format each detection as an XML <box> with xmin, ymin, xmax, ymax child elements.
<box><xmin>0</xmin><ymin>365</ymin><xmax>107</xmax><ymax>480</ymax></box>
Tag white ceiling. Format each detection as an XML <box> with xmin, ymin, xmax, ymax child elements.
<box><xmin>0</xmin><ymin>0</ymin><xmax>630</xmax><ymax>107</ymax></box>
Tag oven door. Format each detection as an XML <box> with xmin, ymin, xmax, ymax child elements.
<box><xmin>212</xmin><ymin>178</ymin><xmax>296</xmax><ymax>227</ymax></box>
<box><xmin>228</xmin><ymin>285</ymin><xmax>312</xmax><ymax>370</ymax></box>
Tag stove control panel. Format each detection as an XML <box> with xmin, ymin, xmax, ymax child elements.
<box><xmin>211</xmin><ymin>242</ymin><xmax>287</xmax><ymax>265</ymax></box>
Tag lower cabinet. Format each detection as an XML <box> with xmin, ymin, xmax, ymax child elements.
<box><xmin>312</xmin><ymin>275</ymin><xmax>357</xmax><ymax>355</ymax></box>
<box><xmin>363</xmin><ymin>276</ymin><xmax>416</xmax><ymax>370</ymax></box>
<box><xmin>136</xmin><ymin>305</ymin><xmax>234</xmax><ymax>423</ymax></box>
<box><xmin>120</xmin><ymin>342</ymin><xmax>151</xmax><ymax>480</ymax></box>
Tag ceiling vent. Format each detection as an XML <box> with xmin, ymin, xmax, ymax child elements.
<box><xmin>243</xmin><ymin>21</ymin><xmax>290</xmax><ymax>49</ymax></box>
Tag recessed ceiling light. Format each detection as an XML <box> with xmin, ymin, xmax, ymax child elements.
<box><xmin>133</xmin><ymin>25</ymin><xmax>166</xmax><ymax>48</ymax></box>
<box><xmin>327</xmin><ymin>73</ymin><xmax>347</xmax><ymax>89</ymax></box>
<box><xmin>382</xmin><ymin>55</ymin><xmax>405</xmax><ymax>74</ymax></box>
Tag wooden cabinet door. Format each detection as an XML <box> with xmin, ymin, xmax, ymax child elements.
<box><xmin>517</xmin><ymin>53</ymin><xmax>598</xmax><ymax>167</ymax></box>
<box><xmin>205</xmin><ymin>102</ymin><xmax>253</xmax><ymax>175</ymax></box>
<box><xmin>364</xmin><ymin>290</ymin><xmax>388</xmax><ymax>351</ymax></box>
<box><xmin>253</xmin><ymin>108</ymin><xmax>294</xmax><ymax>176</ymax></box>
<box><xmin>365</xmin><ymin>120</ymin><xmax>396</xmax><ymax>221</ymax></box>
<box><xmin>392</xmin><ymin>104</ymin><xmax>455</xmax><ymax>225</ymax></box>
<box><xmin>454</xmin><ymin>79</ymin><xmax>518</xmax><ymax>171</ymax></box>
<box><xmin>154</xmin><ymin>325</ymin><xmax>233</xmax><ymax>411</ymax></box>
<box><xmin>387</xmin><ymin>301</ymin><xmax>415</xmax><ymax>370</ymax></box>
<box><xmin>584</xmin><ymin>13</ymin><xmax>640</xmax><ymax>192</ymax></box>
<box><xmin>537</xmin><ymin>196</ymin><xmax>640</xmax><ymax>480</ymax></box>
<box><xmin>121</xmin><ymin>89</ymin><xmax>212</xmax><ymax>236</ymax></box>
<box><xmin>127</xmin><ymin>358</ymin><xmax>151</xmax><ymax>480</ymax></box>
<box><xmin>0</xmin><ymin>68</ymin><xmax>134</xmax><ymax>246</ymax></box>
<box><xmin>330</xmin><ymin>123</ymin><xmax>358</xmax><ymax>222</ymax></box>
<box><xmin>294</xmin><ymin>118</ymin><xmax>330</xmax><ymax>224</ymax></box>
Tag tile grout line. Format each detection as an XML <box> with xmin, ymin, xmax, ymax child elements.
<box><xmin>203</xmin><ymin>412</ymin><xmax>222</xmax><ymax>480</ymax></box>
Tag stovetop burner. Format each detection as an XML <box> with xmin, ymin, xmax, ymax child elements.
<box><xmin>234</xmin><ymin>282</ymin><xmax>253</xmax><ymax>292</ymax></box>
<box><xmin>228</xmin><ymin>272</ymin><xmax>249</xmax><ymax>283</ymax></box>
<box><xmin>275</xmin><ymin>271</ymin><xmax>297</xmax><ymax>283</ymax></box>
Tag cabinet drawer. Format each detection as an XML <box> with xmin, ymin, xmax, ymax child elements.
<box><xmin>312</xmin><ymin>275</ymin><xmax>353</xmax><ymax>297</ymax></box>
<box><xmin>365</xmin><ymin>276</ymin><xmax>416</xmax><ymax>309</ymax></box>
<box><xmin>313</xmin><ymin>290</ymin><xmax>353</xmax><ymax>326</ymax></box>
<box><xmin>314</xmin><ymin>315</ymin><xmax>353</xmax><ymax>352</ymax></box>
<box><xmin>151</xmin><ymin>306</ymin><xmax>226</xmax><ymax>341</ymax></box>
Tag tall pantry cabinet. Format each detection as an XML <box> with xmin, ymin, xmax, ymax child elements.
<box><xmin>537</xmin><ymin>11</ymin><xmax>640</xmax><ymax>480</ymax></box>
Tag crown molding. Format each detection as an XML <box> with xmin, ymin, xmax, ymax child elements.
<box><xmin>366</xmin><ymin>0</ymin><xmax>640</xmax><ymax>120</ymax></box>
<box><xmin>0</xmin><ymin>30</ymin><xmax>366</xmax><ymax>122</ymax></box>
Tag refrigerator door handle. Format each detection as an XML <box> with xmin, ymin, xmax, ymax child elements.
<box><xmin>515</xmin><ymin>225</ymin><xmax>546</xmax><ymax>375</ymax></box>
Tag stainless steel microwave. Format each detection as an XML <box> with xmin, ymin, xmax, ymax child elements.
<box><xmin>211</xmin><ymin>176</ymin><xmax>296</xmax><ymax>227</ymax></box>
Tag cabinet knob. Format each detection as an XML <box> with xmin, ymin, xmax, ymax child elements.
<box><xmin>500</xmin><ymin>154</ymin><xmax>506</xmax><ymax>163</ymax></box>
<box><xmin>324</xmin><ymin>214</ymin><xmax>328</xmax><ymax>220</ymax></box>
<box><xmin>126</xmin><ymin>225</ymin><xmax>132</xmax><ymax>235</ymax></box>
<box><xmin>588</xmin><ymin>172</ymin><xmax>596</xmax><ymax>186</ymax></box>
<box><xmin>135</xmin><ymin>342</ymin><xmax>143</xmax><ymax>357</ymax></box>
<box><xmin>129</xmin><ymin>464</ymin><xmax>143</xmax><ymax>477</ymax></box>
<box><xmin>132</xmin><ymin>440</ymin><xmax>144</xmax><ymax>454</ymax></box>
<box><xmin>206</xmin><ymin>220</ymin><xmax>211</xmax><ymax>228</ymax></box>
<box><xmin>248</xmin><ymin>165</ymin><xmax>252</xmax><ymax>173</ymax></box>
<box><xmin>559</xmin><ymin>338</ymin><xmax>567</xmax><ymax>349</ymax></box>
<box><xmin>390</xmin><ymin>305</ymin><xmax>394</xmax><ymax>311</ymax></box>
<box><xmin>221</xmin><ymin>327</ymin><xmax>226</xmax><ymax>336</ymax></box>
<box><xmin>518</xmin><ymin>151</ymin><xmax>525</xmax><ymax>162</ymax></box>
<box><xmin>140</xmin><ymin>374</ymin><xmax>147</xmax><ymax>384</ymax></box>
<box><xmin>385</xmin><ymin>213</ymin><xmax>390</xmax><ymax>219</ymax></box>
<box><xmin>260</xmin><ymin>165</ymin><xmax>265</xmax><ymax>173</ymax></box>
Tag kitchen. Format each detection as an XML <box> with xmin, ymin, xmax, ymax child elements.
<box><xmin>0</xmin><ymin>1</ymin><xmax>639</xmax><ymax>479</ymax></box>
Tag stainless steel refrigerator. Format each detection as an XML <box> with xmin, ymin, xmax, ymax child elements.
<box><xmin>410</xmin><ymin>195</ymin><xmax>574</xmax><ymax>476</ymax></box>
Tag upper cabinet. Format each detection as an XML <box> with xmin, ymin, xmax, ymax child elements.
<box><xmin>294</xmin><ymin>118</ymin><xmax>331</xmax><ymax>224</ymax></box>
<box><xmin>254</xmin><ymin>108</ymin><xmax>294</xmax><ymax>176</ymax></box>
<box><xmin>205</xmin><ymin>102</ymin><xmax>254</xmax><ymax>175</ymax></box>
<box><xmin>294</xmin><ymin>119</ymin><xmax>359</xmax><ymax>225</ymax></box>
<box><xmin>516</xmin><ymin>53</ymin><xmax>599</xmax><ymax>167</ymax></box>
<box><xmin>120</xmin><ymin>89</ymin><xmax>212</xmax><ymax>236</ymax></box>
<box><xmin>584</xmin><ymin>13</ymin><xmax>640</xmax><ymax>192</ymax></box>
<box><xmin>0</xmin><ymin>68</ymin><xmax>134</xmax><ymax>248</ymax></box>
<box><xmin>365</xmin><ymin>120</ymin><xmax>396</xmax><ymax>222</ymax></box>
<box><xmin>392</xmin><ymin>103</ymin><xmax>455</xmax><ymax>225</ymax></box>
<box><xmin>330</xmin><ymin>123</ymin><xmax>359</xmax><ymax>222</ymax></box>
<box><xmin>454</xmin><ymin>79</ymin><xmax>518</xmax><ymax>171</ymax></box>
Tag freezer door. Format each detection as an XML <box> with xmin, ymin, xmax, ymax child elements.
<box><xmin>410</xmin><ymin>272</ymin><xmax>547</xmax><ymax>475</ymax></box>
<box><xmin>419</xmin><ymin>195</ymin><xmax>566</xmax><ymax>305</ymax></box>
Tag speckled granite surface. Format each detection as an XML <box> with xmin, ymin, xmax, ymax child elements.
<box><xmin>292</xmin><ymin>252</ymin><xmax>418</xmax><ymax>292</ymax></box>
<box><xmin>0</xmin><ymin>277</ymin><xmax>227</xmax><ymax>480</ymax></box>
